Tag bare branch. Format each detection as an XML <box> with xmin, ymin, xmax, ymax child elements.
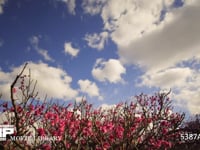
<box><xmin>10</xmin><ymin>62</ymin><xmax>28</xmax><ymax>134</ymax></box>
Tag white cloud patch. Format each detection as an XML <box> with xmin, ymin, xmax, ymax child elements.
<box><xmin>183</xmin><ymin>0</ymin><xmax>197</xmax><ymax>5</ymax></box>
<box><xmin>101</xmin><ymin>0</ymin><xmax>173</xmax><ymax>44</ymax></box>
<box><xmin>81</xmin><ymin>0</ymin><xmax>107</xmax><ymax>15</ymax></box>
<box><xmin>175</xmin><ymin>87</ymin><xmax>200</xmax><ymax>114</ymax></box>
<box><xmin>99</xmin><ymin>0</ymin><xmax>200</xmax><ymax>73</ymax></box>
<box><xmin>64</xmin><ymin>42</ymin><xmax>79</xmax><ymax>57</ymax></box>
<box><xmin>138</xmin><ymin>66</ymin><xmax>200</xmax><ymax>114</ymax></box>
<box><xmin>92</xmin><ymin>58</ymin><xmax>126</xmax><ymax>83</ymax></box>
<box><xmin>118</xmin><ymin>3</ymin><xmax>200</xmax><ymax>72</ymax></box>
<box><xmin>139</xmin><ymin>67</ymin><xmax>193</xmax><ymax>89</ymax></box>
<box><xmin>84</xmin><ymin>32</ymin><xmax>108</xmax><ymax>50</ymax></box>
<box><xmin>30</xmin><ymin>35</ymin><xmax>40</xmax><ymax>46</ymax></box>
<box><xmin>164</xmin><ymin>0</ymin><xmax>174</xmax><ymax>7</ymax></box>
<box><xmin>78</xmin><ymin>79</ymin><xmax>102</xmax><ymax>100</ymax></box>
<box><xmin>75</xmin><ymin>96</ymin><xmax>86</xmax><ymax>102</ymax></box>
<box><xmin>0</xmin><ymin>0</ymin><xmax>7</xmax><ymax>14</ymax></box>
<box><xmin>30</xmin><ymin>36</ymin><xmax>54</xmax><ymax>62</ymax></box>
<box><xmin>100</xmin><ymin>103</ymin><xmax>116</xmax><ymax>110</ymax></box>
<box><xmin>61</xmin><ymin>0</ymin><xmax>76</xmax><ymax>15</ymax></box>
<box><xmin>37</xmin><ymin>49</ymin><xmax>54</xmax><ymax>62</ymax></box>
<box><xmin>0</xmin><ymin>62</ymin><xmax>78</xmax><ymax>100</ymax></box>
<box><xmin>173</xmin><ymin>67</ymin><xmax>200</xmax><ymax>114</ymax></box>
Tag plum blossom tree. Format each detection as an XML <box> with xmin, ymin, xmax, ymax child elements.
<box><xmin>0</xmin><ymin>63</ymin><xmax>185</xmax><ymax>150</ymax></box>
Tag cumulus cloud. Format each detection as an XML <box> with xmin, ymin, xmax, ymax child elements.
<box><xmin>81</xmin><ymin>0</ymin><xmax>107</xmax><ymax>15</ymax></box>
<box><xmin>30</xmin><ymin>36</ymin><xmax>54</xmax><ymax>62</ymax></box>
<box><xmin>175</xmin><ymin>87</ymin><xmax>200</xmax><ymax>114</ymax></box>
<box><xmin>0</xmin><ymin>62</ymin><xmax>78</xmax><ymax>100</ymax></box>
<box><xmin>139</xmin><ymin>67</ymin><xmax>193</xmax><ymax>88</ymax></box>
<box><xmin>78</xmin><ymin>79</ymin><xmax>102</xmax><ymax>100</ymax></box>
<box><xmin>100</xmin><ymin>103</ymin><xmax>116</xmax><ymax>110</ymax></box>
<box><xmin>92</xmin><ymin>58</ymin><xmax>126</xmax><ymax>83</ymax></box>
<box><xmin>30</xmin><ymin>35</ymin><xmax>40</xmax><ymax>46</ymax></box>
<box><xmin>183</xmin><ymin>0</ymin><xmax>197</xmax><ymax>5</ymax></box>
<box><xmin>95</xmin><ymin>0</ymin><xmax>200</xmax><ymax>114</ymax></box>
<box><xmin>101</xmin><ymin>0</ymin><xmax>172</xmax><ymax>44</ymax></box>
<box><xmin>61</xmin><ymin>0</ymin><xmax>76</xmax><ymax>15</ymax></box>
<box><xmin>99</xmin><ymin>0</ymin><xmax>200</xmax><ymax>73</ymax></box>
<box><xmin>164</xmin><ymin>0</ymin><xmax>174</xmax><ymax>7</ymax></box>
<box><xmin>37</xmin><ymin>49</ymin><xmax>54</xmax><ymax>62</ymax></box>
<box><xmin>75</xmin><ymin>96</ymin><xmax>86</xmax><ymax>102</ymax></box>
<box><xmin>105</xmin><ymin>0</ymin><xmax>200</xmax><ymax>114</ymax></box>
<box><xmin>0</xmin><ymin>0</ymin><xmax>7</xmax><ymax>14</ymax></box>
<box><xmin>173</xmin><ymin>67</ymin><xmax>200</xmax><ymax>114</ymax></box>
<box><xmin>84</xmin><ymin>32</ymin><xmax>108</xmax><ymax>50</ymax></box>
<box><xmin>119</xmin><ymin>3</ymin><xmax>200</xmax><ymax>72</ymax></box>
<box><xmin>64</xmin><ymin>42</ymin><xmax>79</xmax><ymax>57</ymax></box>
<box><xmin>138</xmin><ymin>66</ymin><xmax>200</xmax><ymax>114</ymax></box>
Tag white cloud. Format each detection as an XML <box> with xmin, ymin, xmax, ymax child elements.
<box><xmin>164</xmin><ymin>0</ymin><xmax>174</xmax><ymax>7</ymax></box>
<box><xmin>99</xmin><ymin>0</ymin><xmax>200</xmax><ymax>73</ymax></box>
<box><xmin>92</xmin><ymin>58</ymin><xmax>126</xmax><ymax>83</ymax></box>
<box><xmin>64</xmin><ymin>42</ymin><xmax>79</xmax><ymax>57</ymax></box>
<box><xmin>139</xmin><ymin>67</ymin><xmax>193</xmax><ymax>88</ymax></box>
<box><xmin>0</xmin><ymin>0</ymin><xmax>7</xmax><ymax>14</ymax></box>
<box><xmin>37</xmin><ymin>49</ymin><xmax>54</xmax><ymax>62</ymax></box>
<box><xmin>78</xmin><ymin>79</ymin><xmax>102</xmax><ymax>100</ymax></box>
<box><xmin>75</xmin><ymin>96</ymin><xmax>86</xmax><ymax>102</ymax></box>
<box><xmin>175</xmin><ymin>87</ymin><xmax>200</xmax><ymax>114</ymax></box>
<box><xmin>138</xmin><ymin>66</ymin><xmax>200</xmax><ymax>114</ymax></box>
<box><xmin>30</xmin><ymin>36</ymin><xmax>54</xmax><ymax>62</ymax></box>
<box><xmin>100</xmin><ymin>103</ymin><xmax>116</xmax><ymax>110</ymax></box>
<box><xmin>173</xmin><ymin>67</ymin><xmax>200</xmax><ymax>114</ymax></box>
<box><xmin>183</xmin><ymin>0</ymin><xmax>197</xmax><ymax>5</ymax></box>
<box><xmin>0</xmin><ymin>62</ymin><xmax>78</xmax><ymax>100</ymax></box>
<box><xmin>61</xmin><ymin>0</ymin><xmax>76</xmax><ymax>15</ymax></box>
<box><xmin>81</xmin><ymin>0</ymin><xmax>107</xmax><ymax>15</ymax></box>
<box><xmin>30</xmin><ymin>36</ymin><xmax>40</xmax><ymax>47</ymax></box>
<box><xmin>115</xmin><ymin>1</ymin><xmax>200</xmax><ymax>115</ymax></box>
<box><xmin>84</xmin><ymin>31</ymin><xmax>108</xmax><ymax>50</ymax></box>
<box><xmin>96</xmin><ymin>0</ymin><xmax>200</xmax><ymax>115</ymax></box>
<box><xmin>101</xmin><ymin>0</ymin><xmax>171</xmax><ymax>44</ymax></box>
<box><xmin>119</xmin><ymin>3</ymin><xmax>200</xmax><ymax>72</ymax></box>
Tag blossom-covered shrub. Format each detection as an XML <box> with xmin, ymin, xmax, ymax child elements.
<box><xmin>0</xmin><ymin>64</ymin><xmax>185</xmax><ymax>150</ymax></box>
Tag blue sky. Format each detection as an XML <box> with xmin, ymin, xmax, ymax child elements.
<box><xmin>0</xmin><ymin>0</ymin><xmax>200</xmax><ymax>115</ymax></box>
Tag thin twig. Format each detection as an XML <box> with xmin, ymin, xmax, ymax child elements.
<box><xmin>10</xmin><ymin>62</ymin><xmax>28</xmax><ymax>134</ymax></box>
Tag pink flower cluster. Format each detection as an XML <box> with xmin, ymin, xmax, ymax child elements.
<box><xmin>1</xmin><ymin>93</ymin><xmax>184</xmax><ymax>150</ymax></box>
